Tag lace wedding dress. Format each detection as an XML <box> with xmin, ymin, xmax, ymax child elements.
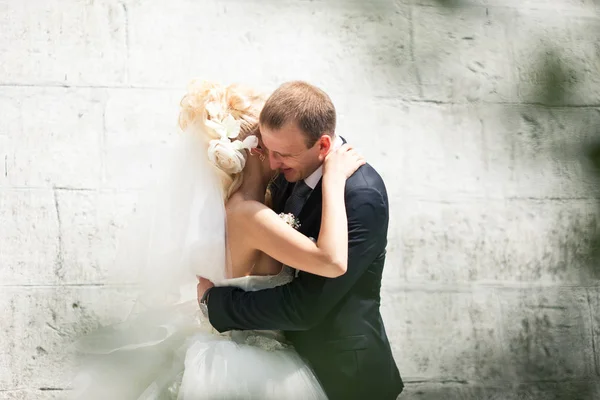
<box><xmin>72</xmin><ymin>266</ymin><xmax>327</xmax><ymax>400</ymax></box>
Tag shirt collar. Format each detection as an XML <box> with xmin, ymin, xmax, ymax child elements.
<box><xmin>304</xmin><ymin>135</ymin><xmax>344</xmax><ymax>189</ymax></box>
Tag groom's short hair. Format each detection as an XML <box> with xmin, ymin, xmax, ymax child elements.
<box><xmin>259</xmin><ymin>81</ymin><xmax>336</xmax><ymax>148</ymax></box>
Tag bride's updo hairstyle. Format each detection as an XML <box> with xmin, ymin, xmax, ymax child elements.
<box><xmin>178</xmin><ymin>80</ymin><xmax>267</xmax><ymax>200</ymax></box>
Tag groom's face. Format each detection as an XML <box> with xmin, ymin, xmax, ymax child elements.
<box><xmin>260</xmin><ymin>121</ymin><xmax>328</xmax><ymax>183</ymax></box>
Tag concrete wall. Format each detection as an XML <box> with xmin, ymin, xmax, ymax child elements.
<box><xmin>1</xmin><ymin>0</ymin><xmax>600</xmax><ymax>398</ymax></box>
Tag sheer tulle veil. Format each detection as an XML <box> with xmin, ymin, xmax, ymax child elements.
<box><xmin>108</xmin><ymin>122</ymin><xmax>228</xmax><ymax>317</ymax></box>
<box><xmin>75</xmin><ymin>80</ymin><xmax>264</xmax><ymax>358</ymax></box>
<box><xmin>69</xmin><ymin>120</ymin><xmax>230</xmax><ymax>397</ymax></box>
<box><xmin>107</xmin><ymin>79</ymin><xmax>266</xmax><ymax>315</ymax></box>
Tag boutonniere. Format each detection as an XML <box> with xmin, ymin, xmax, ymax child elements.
<box><xmin>278</xmin><ymin>212</ymin><xmax>301</xmax><ymax>230</ymax></box>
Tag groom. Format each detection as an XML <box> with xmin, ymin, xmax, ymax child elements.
<box><xmin>197</xmin><ymin>81</ymin><xmax>403</xmax><ymax>399</ymax></box>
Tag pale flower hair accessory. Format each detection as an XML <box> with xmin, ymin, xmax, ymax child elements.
<box><xmin>205</xmin><ymin>112</ymin><xmax>258</xmax><ymax>175</ymax></box>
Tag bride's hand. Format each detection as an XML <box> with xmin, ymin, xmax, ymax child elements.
<box><xmin>323</xmin><ymin>144</ymin><xmax>366</xmax><ymax>179</ymax></box>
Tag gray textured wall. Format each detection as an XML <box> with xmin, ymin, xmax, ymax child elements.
<box><xmin>1</xmin><ymin>0</ymin><xmax>600</xmax><ymax>399</ymax></box>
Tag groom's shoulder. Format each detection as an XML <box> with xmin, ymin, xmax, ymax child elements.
<box><xmin>339</xmin><ymin>137</ymin><xmax>384</xmax><ymax>190</ymax></box>
<box><xmin>345</xmin><ymin>163</ymin><xmax>388</xmax><ymax>204</ymax></box>
<box><xmin>347</xmin><ymin>162</ymin><xmax>386</xmax><ymax>191</ymax></box>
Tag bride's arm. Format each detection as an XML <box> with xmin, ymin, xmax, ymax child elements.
<box><xmin>240</xmin><ymin>144</ymin><xmax>364</xmax><ymax>278</ymax></box>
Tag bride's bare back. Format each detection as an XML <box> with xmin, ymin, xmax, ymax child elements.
<box><xmin>225</xmin><ymin>194</ymin><xmax>283</xmax><ymax>278</ymax></box>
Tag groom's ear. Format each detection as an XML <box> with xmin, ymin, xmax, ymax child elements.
<box><xmin>316</xmin><ymin>134</ymin><xmax>332</xmax><ymax>161</ymax></box>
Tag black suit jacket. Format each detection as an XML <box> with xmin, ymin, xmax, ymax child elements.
<box><xmin>207</xmin><ymin>163</ymin><xmax>404</xmax><ymax>400</ymax></box>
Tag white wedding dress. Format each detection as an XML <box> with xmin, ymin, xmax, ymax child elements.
<box><xmin>72</xmin><ymin>266</ymin><xmax>327</xmax><ymax>400</ymax></box>
<box><xmin>71</xmin><ymin>126</ymin><xmax>327</xmax><ymax>399</ymax></box>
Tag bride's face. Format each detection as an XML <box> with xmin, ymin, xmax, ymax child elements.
<box><xmin>260</xmin><ymin>122</ymin><xmax>330</xmax><ymax>183</ymax></box>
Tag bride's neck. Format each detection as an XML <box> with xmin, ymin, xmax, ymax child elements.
<box><xmin>235</xmin><ymin>155</ymin><xmax>269</xmax><ymax>202</ymax></box>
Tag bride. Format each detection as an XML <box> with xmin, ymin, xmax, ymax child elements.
<box><xmin>71</xmin><ymin>80</ymin><xmax>364</xmax><ymax>399</ymax></box>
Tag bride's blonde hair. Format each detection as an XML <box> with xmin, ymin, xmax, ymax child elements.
<box><xmin>178</xmin><ymin>80</ymin><xmax>267</xmax><ymax>200</ymax></box>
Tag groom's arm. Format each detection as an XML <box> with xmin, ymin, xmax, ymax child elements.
<box><xmin>206</xmin><ymin>185</ymin><xmax>387</xmax><ymax>332</ymax></box>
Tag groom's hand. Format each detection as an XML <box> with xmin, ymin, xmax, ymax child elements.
<box><xmin>197</xmin><ymin>276</ymin><xmax>215</xmax><ymax>306</ymax></box>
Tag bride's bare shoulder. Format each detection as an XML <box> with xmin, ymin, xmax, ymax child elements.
<box><xmin>226</xmin><ymin>196</ymin><xmax>271</xmax><ymax>222</ymax></box>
